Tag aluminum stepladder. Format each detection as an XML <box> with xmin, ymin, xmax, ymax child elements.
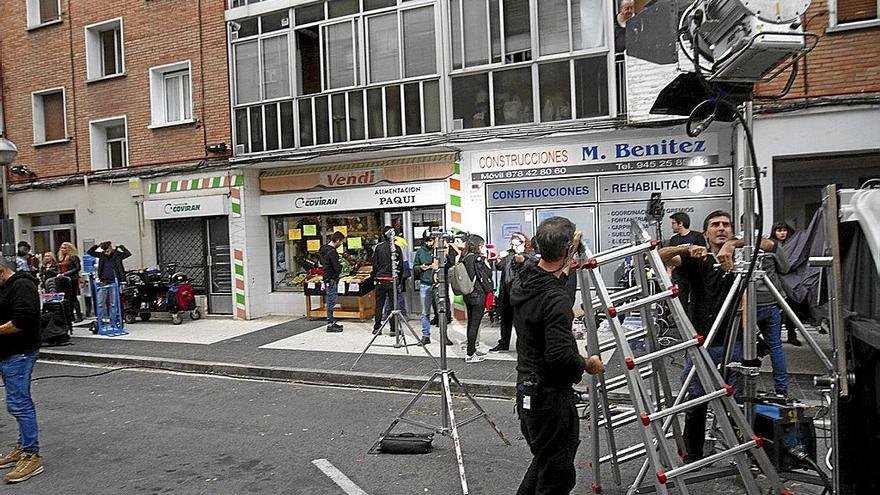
<box><xmin>576</xmin><ymin>230</ymin><xmax>787</xmax><ymax>495</ymax></box>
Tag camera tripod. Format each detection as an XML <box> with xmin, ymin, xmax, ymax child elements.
<box><xmin>366</xmin><ymin>230</ymin><xmax>510</xmax><ymax>495</ymax></box>
<box><xmin>352</xmin><ymin>229</ymin><xmax>439</xmax><ymax>370</ymax></box>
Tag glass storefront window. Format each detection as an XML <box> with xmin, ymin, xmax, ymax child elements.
<box><xmin>270</xmin><ymin>212</ymin><xmax>381</xmax><ymax>291</ymax></box>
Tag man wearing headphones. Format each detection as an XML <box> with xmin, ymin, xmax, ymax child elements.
<box><xmin>510</xmin><ymin>216</ymin><xmax>605</xmax><ymax>493</ymax></box>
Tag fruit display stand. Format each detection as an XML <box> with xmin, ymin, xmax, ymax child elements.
<box><xmin>304</xmin><ymin>278</ymin><xmax>376</xmax><ymax>321</ymax></box>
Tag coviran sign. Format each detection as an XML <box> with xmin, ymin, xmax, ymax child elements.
<box><xmin>260</xmin><ymin>182</ymin><xmax>448</xmax><ymax>216</ymax></box>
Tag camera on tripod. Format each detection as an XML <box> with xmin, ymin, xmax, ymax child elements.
<box><xmin>428</xmin><ymin>228</ymin><xmax>468</xmax><ymax>244</ymax></box>
<box><xmin>646</xmin><ymin>193</ymin><xmax>665</xmax><ymax>223</ymax></box>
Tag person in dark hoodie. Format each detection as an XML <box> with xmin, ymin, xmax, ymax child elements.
<box><xmin>86</xmin><ymin>241</ymin><xmax>131</xmax><ymax>283</ymax></box>
<box><xmin>0</xmin><ymin>256</ymin><xmax>44</xmax><ymax>483</ymax></box>
<box><xmin>319</xmin><ymin>231</ymin><xmax>346</xmax><ymax>333</ymax></box>
<box><xmin>372</xmin><ymin>226</ymin><xmax>404</xmax><ymax>336</ymax></box>
<box><xmin>510</xmin><ymin>216</ymin><xmax>605</xmax><ymax>494</ymax></box>
<box><xmin>489</xmin><ymin>232</ymin><xmax>534</xmax><ymax>353</ymax></box>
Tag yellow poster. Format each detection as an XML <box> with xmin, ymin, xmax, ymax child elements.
<box><xmin>337</xmin><ymin>244</ymin><xmax>344</xmax><ymax>254</ymax></box>
<box><xmin>333</xmin><ymin>226</ymin><xmax>348</xmax><ymax>236</ymax></box>
<box><xmin>306</xmin><ymin>240</ymin><xmax>321</xmax><ymax>252</ymax></box>
<box><xmin>348</xmin><ymin>237</ymin><xmax>363</xmax><ymax>249</ymax></box>
<box><xmin>303</xmin><ymin>225</ymin><xmax>317</xmax><ymax>236</ymax></box>
<box><xmin>288</xmin><ymin>228</ymin><xmax>302</xmax><ymax>240</ymax></box>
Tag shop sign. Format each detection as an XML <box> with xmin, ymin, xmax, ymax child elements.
<box><xmin>143</xmin><ymin>195</ymin><xmax>228</xmax><ymax>220</ymax></box>
<box><xmin>598</xmin><ymin>168</ymin><xmax>732</xmax><ymax>202</ymax></box>
<box><xmin>597</xmin><ymin>197</ymin><xmax>733</xmax><ymax>252</ymax></box>
<box><xmin>471</xmin><ymin>134</ymin><xmax>719</xmax><ymax>181</ymax></box>
<box><xmin>260</xmin><ymin>182</ymin><xmax>447</xmax><ymax>215</ymax></box>
<box><xmin>486</xmin><ymin>177</ymin><xmax>597</xmax><ymax>208</ymax></box>
<box><xmin>318</xmin><ymin>168</ymin><xmax>384</xmax><ymax>188</ymax></box>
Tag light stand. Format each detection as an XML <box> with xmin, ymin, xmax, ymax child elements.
<box><xmin>366</xmin><ymin>230</ymin><xmax>510</xmax><ymax>495</ymax></box>
<box><xmin>352</xmin><ymin>229</ymin><xmax>439</xmax><ymax>370</ymax></box>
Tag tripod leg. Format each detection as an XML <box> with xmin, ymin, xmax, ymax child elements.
<box><xmin>398</xmin><ymin>315</ymin><xmax>441</xmax><ymax>367</ymax></box>
<box><xmin>368</xmin><ymin>371</ymin><xmax>443</xmax><ymax>454</ymax></box>
<box><xmin>764</xmin><ymin>277</ymin><xmax>834</xmax><ymax>372</ymax></box>
<box><xmin>441</xmin><ymin>372</ymin><xmax>470</xmax><ymax>495</ymax></box>
<box><xmin>352</xmin><ymin>316</ymin><xmax>396</xmax><ymax>370</ymax></box>
<box><xmin>448</xmin><ymin>371</ymin><xmax>511</xmax><ymax>446</ymax></box>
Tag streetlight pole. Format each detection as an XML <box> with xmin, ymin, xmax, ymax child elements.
<box><xmin>0</xmin><ymin>136</ymin><xmax>19</xmax><ymax>256</ymax></box>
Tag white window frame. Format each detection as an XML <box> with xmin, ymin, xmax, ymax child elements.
<box><xmin>89</xmin><ymin>116</ymin><xmax>129</xmax><ymax>171</ymax></box>
<box><xmin>31</xmin><ymin>87</ymin><xmax>69</xmax><ymax>145</ymax></box>
<box><xmin>828</xmin><ymin>0</ymin><xmax>880</xmax><ymax>31</ymax></box>
<box><xmin>26</xmin><ymin>0</ymin><xmax>62</xmax><ymax>30</ymax></box>
<box><xmin>148</xmin><ymin>61</ymin><xmax>195</xmax><ymax>128</ymax></box>
<box><xmin>84</xmin><ymin>17</ymin><xmax>125</xmax><ymax>82</ymax></box>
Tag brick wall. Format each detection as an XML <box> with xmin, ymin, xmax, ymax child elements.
<box><xmin>0</xmin><ymin>0</ymin><xmax>231</xmax><ymax>183</ymax></box>
<box><xmin>756</xmin><ymin>0</ymin><xmax>880</xmax><ymax>99</ymax></box>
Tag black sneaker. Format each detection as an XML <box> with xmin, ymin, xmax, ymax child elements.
<box><xmin>430</xmin><ymin>318</ymin><xmax>438</xmax><ymax>326</ymax></box>
<box><xmin>326</xmin><ymin>323</ymin><xmax>343</xmax><ymax>333</ymax></box>
<box><xmin>421</xmin><ymin>336</ymin><xmax>431</xmax><ymax>345</ymax></box>
<box><xmin>444</xmin><ymin>337</ymin><xmax>453</xmax><ymax>346</ymax></box>
<box><xmin>489</xmin><ymin>345</ymin><xmax>509</xmax><ymax>353</ymax></box>
<box><xmin>788</xmin><ymin>337</ymin><xmax>802</xmax><ymax>347</ymax></box>
<box><xmin>372</xmin><ymin>327</ymin><xmax>382</xmax><ymax>335</ymax></box>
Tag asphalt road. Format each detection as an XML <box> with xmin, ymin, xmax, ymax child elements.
<box><xmin>0</xmin><ymin>362</ymin><xmax>826</xmax><ymax>494</ymax></box>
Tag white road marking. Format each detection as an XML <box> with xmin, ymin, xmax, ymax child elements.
<box><xmin>311</xmin><ymin>458</ymin><xmax>370</xmax><ymax>495</ymax></box>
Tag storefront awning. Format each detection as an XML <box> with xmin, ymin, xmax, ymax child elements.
<box><xmin>259</xmin><ymin>152</ymin><xmax>459</xmax><ymax>192</ymax></box>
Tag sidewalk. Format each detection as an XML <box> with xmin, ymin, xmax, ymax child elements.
<box><xmin>38</xmin><ymin>313</ymin><xmax>832</xmax><ymax>401</ymax></box>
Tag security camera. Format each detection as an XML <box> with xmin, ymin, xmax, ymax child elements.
<box><xmin>229</xmin><ymin>21</ymin><xmax>241</xmax><ymax>32</ymax></box>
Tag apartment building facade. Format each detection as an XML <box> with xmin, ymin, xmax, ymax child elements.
<box><xmin>224</xmin><ymin>0</ymin><xmax>740</xmax><ymax>317</ymax></box>
<box><xmin>0</xmin><ymin>0</ymin><xmax>239</xmax><ymax>315</ymax></box>
<box><xmin>751</xmin><ymin>0</ymin><xmax>880</xmax><ymax>230</ymax></box>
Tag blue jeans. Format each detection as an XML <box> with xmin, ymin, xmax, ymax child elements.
<box><xmin>681</xmin><ymin>343</ymin><xmax>743</xmax><ymax>398</ymax></box>
<box><xmin>325</xmin><ymin>281</ymin><xmax>338</xmax><ymax>324</ymax></box>
<box><xmin>419</xmin><ymin>284</ymin><xmax>434</xmax><ymax>337</ymax></box>
<box><xmin>0</xmin><ymin>352</ymin><xmax>39</xmax><ymax>453</ymax></box>
<box><xmin>757</xmin><ymin>304</ymin><xmax>788</xmax><ymax>394</ymax></box>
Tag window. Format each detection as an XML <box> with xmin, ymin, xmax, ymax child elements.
<box><xmin>85</xmin><ymin>18</ymin><xmax>124</xmax><ymax>81</ymax></box>
<box><xmin>149</xmin><ymin>61</ymin><xmax>193</xmax><ymax>127</ymax></box>
<box><xmin>32</xmin><ymin>88</ymin><xmax>67</xmax><ymax>144</ymax></box>
<box><xmin>451</xmin><ymin>0</ymin><xmax>533</xmax><ymax>69</ymax></box>
<box><xmin>493</xmin><ymin>68</ymin><xmax>533</xmax><ymax>125</ymax></box>
<box><xmin>26</xmin><ymin>0</ymin><xmax>61</xmax><ymax>28</ymax></box>
<box><xmin>323</xmin><ymin>20</ymin><xmax>358</xmax><ymax>89</ymax></box>
<box><xmin>232</xmin><ymin>3</ymin><xmax>442</xmax><ymax>153</ymax></box>
<box><xmin>830</xmin><ymin>0</ymin><xmax>879</xmax><ymax>27</ymax></box>
<box><xmin>89</xmin><ymin>117</ymin><xmax>128</xmax><ymax>170</ymax></box>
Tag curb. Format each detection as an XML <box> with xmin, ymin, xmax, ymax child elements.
<box><xmin>38</xmin><ymin>349</ymin><xmax>524</xmax><ymax>399</ymax></box>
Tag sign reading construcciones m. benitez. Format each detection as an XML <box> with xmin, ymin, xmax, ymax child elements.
<box><xmin>260</xmin><ymin>182</ymin><xmax>447</xmax><ymax>215</ymax></box>
<box><xmin>470</xmin><ymin>134</ymin><xmax>720</xmax><ymax>181</ymax></box>
<box><xmin>143</xmin><ymin>195</ymin><xmax>228</xmax><ymax>220</ymax></box>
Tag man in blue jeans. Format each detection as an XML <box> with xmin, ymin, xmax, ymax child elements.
<box><xmin>319</xmin><ymin>231</ymin><xmax>346</xmax><ymax>333</ymax></box>
<box><xmin>0</xmin><ymin>256</ymin><xmax>44</xmax><ymax>483</ymax></box>
<box><xmin>413</xmin><ymin>232</ymin><xmax>452</xmax><ymax>346</ymax></box>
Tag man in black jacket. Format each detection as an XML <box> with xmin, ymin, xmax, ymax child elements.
<box><xmin>319</xmin><ymin>231</ymin><xmax>346</xmax><ymax>333</ymax></box>
<box><xmin>86</xmin><ymin>241</ymin><xmax>132</xmax><ymax>283</ymax></box>
<box><xmin>510</xmin><ymin>216</ymin><xmax>604</xmax><ymax>494</ymax></box>
<box><xmin>372</xmin><ymin>227</ymin><xmax>404</xmax><ymax>336</ymax></box>
<box><xmin>490</xmin><ymin>232</ymin><xmax>533</xmax><ymax>353</ymax></box>
<box><xmin>0</xmin><ymin>256</ymin><xmax>44</xmax><ymax>483</ymax></box>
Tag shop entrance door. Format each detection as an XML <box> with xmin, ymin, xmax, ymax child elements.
<box><xmin>383</xmin><ymin>209</ymin><xmax>445</xmax><ymax>319</ymax></box>
<box><xmin>156</xmin><ymin>216</ymin><xmax>232</xmax><ymax>315</ymax></box>
<box><xmin>206</xmin><ymin>217</ymin><xmax>233</xmax><ymax>315</ymax></box>
<box><xmin>31</xmin><ymin>212</ymin><xmax>76</xmax><ymax>256</ymax></box>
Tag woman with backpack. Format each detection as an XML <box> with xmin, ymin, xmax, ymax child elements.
<box><xmin>460</xmin><ymin>235</ymin><xmax>494</xmax><ymax>363</ymax></box>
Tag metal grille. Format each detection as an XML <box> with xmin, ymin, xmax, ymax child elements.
<box><xmin>156</xmin><ymin>218</ymin><xmax>206</xmax><ymax>292</ymax></box>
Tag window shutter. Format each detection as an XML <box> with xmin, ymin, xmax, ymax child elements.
<box><xmin>43</xmin><ymin>92</ymin><xmax>65</xmax><ymax>142</ymax></box>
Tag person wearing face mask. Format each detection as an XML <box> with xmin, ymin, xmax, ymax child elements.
<box><xmin>490</xmin><ymin>233</ymin><xmax>534</xmax><ymax>353</ymax></box>
<box><xmin>510</xmin><ymin>216</ymin><xmax>605</xmax><ymax>493</ymax></box>
<box><xmin>460</xmin><ymin>235</ymin><xmax>494</xmax><ymax>363</ymax></box>
<box><xmin>0</xmin><ymin>256</ymin><xmax>44</xmax><ymax>483</ymax></box>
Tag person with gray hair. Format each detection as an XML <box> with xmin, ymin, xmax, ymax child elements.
<box><xmin>0</xmin><ymin>255</ymin><xmax>44</xmax><ymax>483</ymax></box>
